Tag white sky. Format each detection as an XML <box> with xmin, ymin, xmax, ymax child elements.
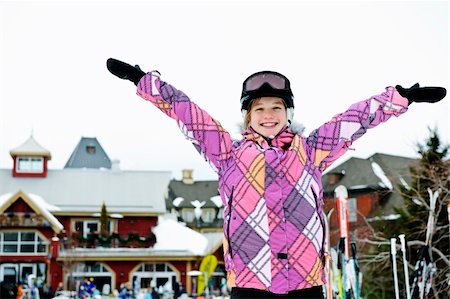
<box><xmin>0</xmin><ymin>0</ymin><xmax>448</xmax><ymax>181</ymax></box>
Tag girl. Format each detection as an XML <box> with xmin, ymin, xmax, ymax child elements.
<box><xmin>107</xmin><ymin>58</ymin><xmax>445</xmax><ymax>299</ymax></box>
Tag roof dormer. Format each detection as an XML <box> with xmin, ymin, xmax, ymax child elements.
<box><xmin>10</xmin><ymin>135</ymin><xmax>51</xmax><ymax>178</ymax></box>
<box><xmin>64</xmin><ymin>137</ymin><xmax>111</xmax><ymax>169</ymax></box>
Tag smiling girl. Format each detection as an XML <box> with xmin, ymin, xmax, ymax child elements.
<box><xmin>107</xmin><ymin>58</ymin><xmax>446</xmax><ymax>299</ymax></box>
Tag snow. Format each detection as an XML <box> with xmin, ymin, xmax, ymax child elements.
<box><xmin>0</xmin><ymin>192</ymin><xmax>63</xmax><ymax>232</ymax></box>
<box><xmin>398</xmin><ymin>175</ymin><xmax>410</xmax><ymax>190</ymax></box>
<box><xmin>0</xmin><ymin>191</ymin><xmax>61</xmax><ymax>211</ymax></box>
<box><xmin>28</xmin><ymin>193</ymin><xmax>64</xmax><ymax>232</ymax></box>
<box><xmin>190</xmin><ymin>200</ymin><xmax>206</xmax><ymax>220</ymax></box>
<box><xmin>210</xmin><ymin>195</ymin><xmax>223</xmax><ymax>208</ymax></box>
<box><xmin>173</xmin><ymin>197</ymin><xmax>184</xmax><ymax>207</ymax></box>
<box><xmin>152</xmin><ymin>217</ymin><xmax>208</xmax><ymax>255</ymax></box>
<box><xmin>0</xmin><ymin>192</ymin><xmax>12</xmax><ymax>206</ymax></box>
<box><xmin>367</xmin><ymin>214</ymin><xmax>401</xmax><ymax>222</ymax></box>
<box><xmin>412</xmin><ymin>197</ymin><xmax>423</xmax><ymax>206</ymax></box>
<box><xmin>91</xmin><ymin>212</ymin><xmax>124</xmax><ymax>218</ymax></box>
<box><xmin>28</xmin><ymin>193</ymin><xmax>61</xmax><ymax>211</ymax></box>
<box><xmin>348</xmin><ymin>185</ymin><xmax>370</xmax><ymax>190</ymax></box>
<box><xmin>371</xmin><ymin>162</ymin><xmax>393</xmax><ymax>190</ymax></box>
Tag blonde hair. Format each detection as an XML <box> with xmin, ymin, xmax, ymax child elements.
<box><xmin>244</xmin><ymin>98</ymin><xmax>260</xmax><ymax>129</ymax></box>
<box><xmin>244</xmin><ymin>97</ymin><xmax>289</xmax><ymax>129</ymax></box>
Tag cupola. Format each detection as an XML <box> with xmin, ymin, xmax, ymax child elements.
<box><xmin>10</xmin><ymin>135</ymin><xmax>51</xmax><ymax>178</ymax></box>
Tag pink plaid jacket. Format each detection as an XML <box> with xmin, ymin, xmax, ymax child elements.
<box><xmin>137</xmin><ymin>71</ymin><xmax>408</xmax><ymax>294</ymax></box>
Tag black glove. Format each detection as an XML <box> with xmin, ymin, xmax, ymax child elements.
<box><xmin>106</xmin><ymin>58</ymin><xmax>146</xmax><ymax>86</ymax></box>
<box><xmin>396</xmin><ymin>83</ymin><xmax>447</xmax><ymax>105</ymax></box>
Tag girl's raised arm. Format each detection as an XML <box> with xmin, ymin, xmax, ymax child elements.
<box><xmin>107</xmin><ymin>58</ymin><xmax>234</xmax><ymax>173</ymax></box>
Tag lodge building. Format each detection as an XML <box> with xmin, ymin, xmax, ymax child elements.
<box><xmin>0</xmin><ymin>136</ymin><xmax>224</xmax><ymax>298</ymax></box>
<box><xmin>0</xmin><ymin>134</ymin><xmax>415</xmax><ymax>298</ymax></box>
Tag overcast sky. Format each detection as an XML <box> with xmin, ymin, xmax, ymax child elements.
<box><xmin>0</xmin><ymin>0</ymin><xmax>448</xmax><ymax>180</ymax></box>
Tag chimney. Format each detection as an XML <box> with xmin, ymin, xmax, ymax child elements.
<box><xmin>182</xmin><ymin>169</ymin><xmax>194</xmax><ymax>185</ymax></box>
<box><xmin>328</xmin><ymin>170</ymin><xmax>345</xmax><ymax>185</ymax></box>
<box><xmin>111</xmin><ymin>159</ymin><xmax>121</xmax><ymax>171</ymax></box>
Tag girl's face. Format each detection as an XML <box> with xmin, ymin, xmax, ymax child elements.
<box><xmin>249</xmin><ymin>97</ymin><xmax>287</xmax><ymax>138</ymax></box>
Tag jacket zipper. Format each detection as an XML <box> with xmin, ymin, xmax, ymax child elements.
<box><xmin>226</xmin><ymin>186</ymin><xmax>235</xmax><ymax>257</ymax></box>
<box><xmin>311</xmin><ymin>187</ymin><xmax>326</xmax><ymax>264</ymax></box>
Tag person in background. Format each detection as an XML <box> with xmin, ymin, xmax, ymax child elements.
<box><xmin>54</xmin><ymin>282</ymin><xmax>63</xmax><ymax>297</ymax></box>
<box><xmin>16</xmin><ymin>282</ymin><xmax>23</xmax><ymax>299</ymax></box>
<box><xmin>107</xmin><ymin>58</ymin><xmax>446</xmax><ymax>299</ymax></box>
<box><xmin>143</xmin><ymin>288</ymin><xmax>152</xmax><ymax>299</ymax></box>
<box><xmin>150</xmin><ymin>287</ymin><xmax>160</xmax><ymax>299</ymax></box>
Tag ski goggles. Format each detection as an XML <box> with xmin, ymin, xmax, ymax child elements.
<box><xmin>243</xmin><ymin>71</ymin><xmax>290</xmax><ymax>92</ymax></box>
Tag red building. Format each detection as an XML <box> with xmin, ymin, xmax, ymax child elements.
<box><xmin>1</xmin><ymin>135</ymin><xmax>414</xmax><ymax>298</ymax></box>
<box><xmin>0</xmin><ymin>136</ymin><xmax>223</xmax><ymax>298</ymax></box>
<box><xmin>321</xmin><ymin>153</ymin><xmax>417</xmax><ymax>248</ymax></box>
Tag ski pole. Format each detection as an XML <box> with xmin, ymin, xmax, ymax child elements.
<box><xmin>420</xmin><ymin>188</ymin><xmax>439</xmax><ymax>299</ymax></box>
<box><xmin>339</xmin><ymin>238</ymin><xmax>347</xmax><ymax>299</ymax></box>
<box><xmin>391</xmin><ymin>238</ymin><xmax>400</xmax><ymax>299</ymax></box>
<box><xmin>410</xmin><ymin>246</ymin><xmax>425</xmax><ymax>298</ymax></box>
<box><xmin>399</xmin><ymin>234</ymin><xmax>411</xmax><ymax>299</ymax></box>
<box><xmin>447</xmin><ymin>203</ymin><xmax>450</xmax><ymax>235</ymax></box>
<box><xmin>350</xmin><ymin>242</ymin><xmax>360</xmax><ymax>299</ymax></box>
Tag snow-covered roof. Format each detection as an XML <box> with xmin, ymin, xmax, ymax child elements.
<box><xmin>168</xmin><ymin>180</ymin><xmax>219</xmax><ymax>209</ymax></box>
<box><xmin>202</xmin><ymin>231</ymin><xmax>224</xmax><ymax>255</ymax></box>
<box><xmin>9</xmin><ymin>135</ymin><xmax>51</xmax><ymax>158</ymax></box>
<box><xmin>0</xmin><ymin>190</ymin><xmax>63</xmax><ymax>233</ymax></box>
<box><xmin>210</xmin><ymin>195</ymin><xmax>223</xmax><ymax>208</ymax></box>
<box><xmin>366</xmin><ymin>213</ymin><xmax>401</xmax><ymax>222</ymax></box>
<box><xmin>371</xmin><ymin>161</ymin><xmax>393</xmax><ymax>190</ymax></box>
<box><xmin>152</xmin><ymin>217</ymin><xmax>208</xmax><ymax>255</ymax></box>
<box><xmin>0</xmin><ymin>168</ymin><xmax>171</xmax><ymax>214</ymax></box>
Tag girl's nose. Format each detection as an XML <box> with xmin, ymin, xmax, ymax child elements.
<box><xmin>263</xmin><ymin>110</ymin><xmax>274</xmax><ymax>118</ymax></box>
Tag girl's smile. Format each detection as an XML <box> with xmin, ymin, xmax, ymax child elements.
<box><xmin>249</xmin><ymin>97</ymin><xmax>287</xmax><ymax>138</ymax></box>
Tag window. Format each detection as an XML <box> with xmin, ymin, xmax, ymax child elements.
<box><xmin>86</xmin><ymin>144</ymin><xmax>96</xmax><ymax>154</ymax></box>
<box><xmin>74</xmin><ymin>220</ymin><xmax>112</xmax><ymax>238</ymax></box>
<box><xmin>70</xmin><ymin>262</ymin><xmax>112</xmax><ymax>296</ymax></box>
<box><xmin>217</xmin><ymin>208</ymin><xmax>224</xmax><ymax>219</ymax></box>
<box><xmin>74</xmin><ymin>262</ymin><xmax>110</xmax><ymax>273</ymax></box>
<box><xmin>0</xmin><ymin>263</ymin><xmax>46</xmax><ymax>286</ymax></box>
<box><xmin>0</xmin><ymin>231</ymin><xmax>48</xmax><ymax>254</ymax></box>
<box><xmin>348</xmin><ymin>198</ymin><xmax>357</xmax><ymax>222</ymax></box>
<box><xmin>201</xmin><ymin>208</ymin><xmax>216</xmax><ymax>223</ymax></box>
<box><xmin>181</xmin><ymin>209</ymin><xmax>194</xmax><ymax>223</ymax></box>
<box><xmin>133</xmin><ymin>263</ymin><xmax>177</xmax><ymax>289</ymax></box>
<box><xmin>16</xmin><ymin>157</ymin><xmax>44</xmax><ymax>173</ymax></box>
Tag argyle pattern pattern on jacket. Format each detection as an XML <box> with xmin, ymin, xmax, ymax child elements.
<box><xmin>137</xmin><ymin>71</ymin><xmax>408</xmax><ymax>294</ymax></box>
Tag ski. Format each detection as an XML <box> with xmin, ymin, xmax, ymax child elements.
<box><xmin>335</xmin><ymin>185</ymin><xmax>350</xmax><ymax>299</ymax></box>
<box><xmin>330</xmin><ymin>247</ymin><xmax>341</xmax><ymax>298</ymax></box>
<box><xmin>350</xmin><ymin>242</ymin><xmax>360</xmax><ymax>299</ymax></box>
<box><xmin>338</xmin><ymin>238</ymin><xmax>347</xmax><ymax>299</ymax></box>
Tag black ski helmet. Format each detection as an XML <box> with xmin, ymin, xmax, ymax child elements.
<box><xmin>240</xmin><ymin>71</ymin><xmax>294</xmax><ymax>111</ymax></box>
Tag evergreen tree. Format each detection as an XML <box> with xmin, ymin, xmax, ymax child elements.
<box><xmin>397</xmin><ymin>128</ymin><xmax>449</xmax><ymax>298</ymax></box>
<box><xmin>363</xmin><ymin>128</ymin><xmax>449</xmax><ymax>298</ymax></box>
<box><xmin>100</xmin><ymin>201</ymin><xmax>109</xmax><ymax>235</ymax></box>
